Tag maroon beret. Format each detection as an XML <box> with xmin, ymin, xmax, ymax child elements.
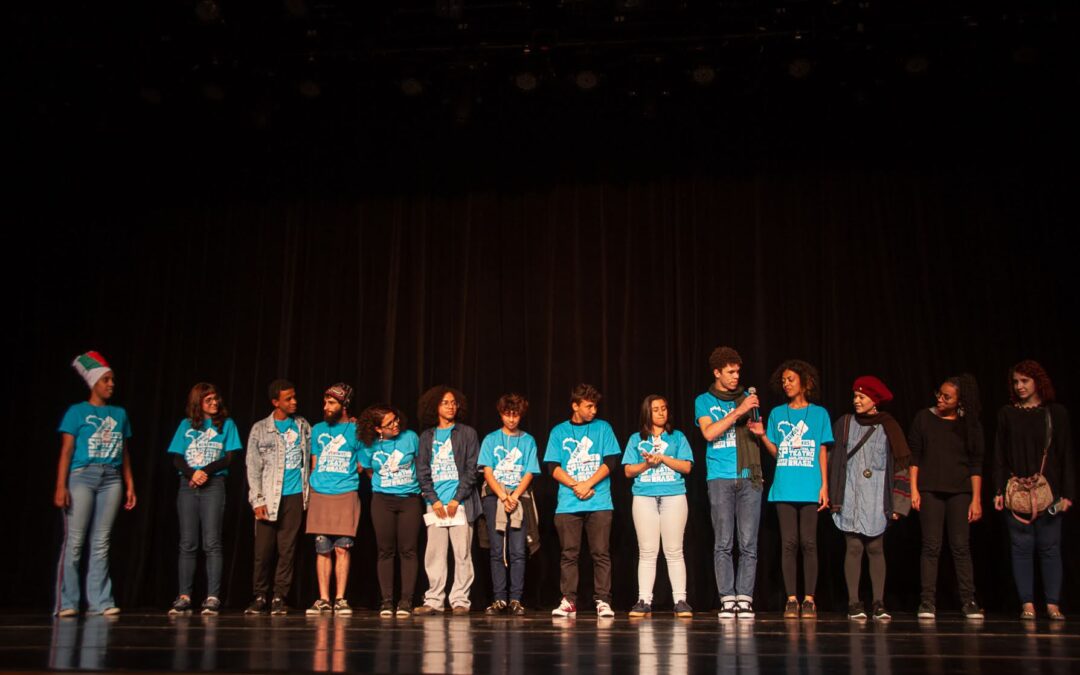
<box><xmin>853</xmin><ymin>376</ymin><xmax>893</xmax><ymax>405</ymax></box>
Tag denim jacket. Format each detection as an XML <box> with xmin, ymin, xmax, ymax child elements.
<box><xmin>246</xmin><ymin>412</ymin><xmax>311</xmax><ymax>521</ymax></box>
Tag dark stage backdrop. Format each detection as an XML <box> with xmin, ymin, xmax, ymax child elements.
<box><xmin>6</xmin><ymin>158</ymin><xmax>1078</xmax><ymax>614</ymax></box>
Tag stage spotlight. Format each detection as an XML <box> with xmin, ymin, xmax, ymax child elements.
<box><xmin>691</xmin><ymin>64</ymin><xmax>715</xmax><ymax>86</ymax></box>
<box><xmin>194</xmin><ymin>0</ymin><xmax>222</xmax><ymax>23</ymax></box>
<box><xmin>514</xmin><ymin>71</ymin><xmax>538</xmax><ymax>92</ymax></box>
<box><xmin>400</xmin><ymin>77</ymin><xmax>424</xmax><ymax>97</ymax></box>
<box><xmin>788</xmin><ymin>57</ymin><xmax>812</xmax><ymax>79</ymax></box>
<box><xmin>574</xmin><ymin>70</ymin><xmax>598</xmax><ymax>91</ymax></box>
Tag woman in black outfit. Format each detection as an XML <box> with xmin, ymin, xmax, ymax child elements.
<box><xmin>993</xmin><ymin>360</ymin><xmax>1073</xmax><ymax>621</ymax></box>
<box><xmin>908</xmin><ymin>373</ymin><xmax>984</xmax><ymax>620</ymax></box>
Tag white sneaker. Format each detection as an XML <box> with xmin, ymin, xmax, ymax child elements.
<box><xmin>551</xmin><ymin>597</ymin><xmax>577</xmax><ymax>617</ymax></box>
<box><xmin>596</xmin><ymin>600</ymin><xmax>615</xmax><ymax>618</ymax></box>
<box><xmin>718</xmin><ymin>598</ymin><xmax>737</xmax><ymax>619</ymax></box>
<box><xmin>736</xmin><ymin>597</ymin><xmax>754</xmax><ymax>620</ymax></box>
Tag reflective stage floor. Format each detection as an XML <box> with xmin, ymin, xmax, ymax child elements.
<box><xmin>2</xmin><ymin>610</ymin><xmax>1078</xmax><ymax>673</ymax></box>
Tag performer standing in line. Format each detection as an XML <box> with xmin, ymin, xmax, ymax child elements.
<box><xmin>414</xmin><ymin>386</ymin><xmax>480</xmax><ymax>615</ymax></box>
<box><xmin>305</xmin><ymin>383</ymin><xmax>363</xmax><ymax>616</ymax></box>
<box><xmin>166</xmin><ymin>383</ymin><xmax>241</xmax><ymax>616</ymax></box>
<box><xmin>993</xmin><ymin>360</ymin><xmax>1073</xmax><ymax>621</ymax></box>
<box><xmin>909</xmin><ymin>373</ymin><xmax>985</xmax><ymax>621</ymax></box>
<box><xmin>545</xmin><ymin>383</ymin><xmax>621</xmax><ymax>619</ymax></box>
<box><xmin>479</xmin><ymin>393</ymin><xmax>540</xmax><ymax>616</ymax></box>
<box><xmin>54</xmin><ymin>351</ymin><xmax>137</xmax><ymax>617</ymax></box>
<box><xmin>245</xmin><ymin>379</ymin><xmax>311</xmax><ymax>616</ymax></box>
<box><xmin>750</xmin><ymin>360</ymin><xmax>832</xmax><ymax>620</ymax></box>
<box><xmin>694</xmin><ymin>346</ymin><xmax>763</xmax><ymax>620</ymax></box>
<box><xmin>828</xmin><ymin>376</ymin><xmax>911</xmax><ymax>622</ymax></box>
<box><xmin>623</xmin><ymin>395</ymin><xmax>695</xmax><ymax>618</ymax></box>
<box><xmin>359</xmin><ymin>403</ymin><xmax>423</xmax><ymax>618</ymax></box>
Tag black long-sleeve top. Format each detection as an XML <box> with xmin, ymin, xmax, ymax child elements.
<box><xmin>908</xmin><ymin>407</ymin><xmax>984</xmax><ymax>493</ymax></box>
<box><xmin>993</xmin><ymin>403</ymin><xmax>1074</xmax><ymax>501</ymax></box>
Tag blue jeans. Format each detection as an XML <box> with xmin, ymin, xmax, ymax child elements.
<box><xmin>56</xmin><ymin>464</ymin><xmax>123</xmax><ymax>614</ymax></box>
<box><xmin>483</xmin><ymin>494</ymin><xmax>527</xmax><ymax>602</ymax></box>
<box><xmin>707</xmin><ymin>477</ymin><xmax>762</xmax><ymax>600</ymax></box>
<box><xmin>1006</xmin><ymin>511</ymin><xmax>1063</xmax><ymax>605</ymax></box>
<box><xmin>177</xmin><ymin>475</ymin><xmax>226</xmax><ymax>598</ymax></box>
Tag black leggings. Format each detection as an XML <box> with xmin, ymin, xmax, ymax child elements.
<box><xmin>845</xmin><ymin>533</ymin><xmax>885</xmax><ymax>604</ymax></box>
<box><xmin>370</xmin><ymin>492</ymin><xmax>423</xmax><ymax>603</ymax></box>
<box><xmin>776</xmin><ymin>502</ymin><xmax>819</xmax><ymax>597</ymax></box>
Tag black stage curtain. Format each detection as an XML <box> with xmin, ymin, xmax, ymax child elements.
<box><xmin>6</xmin><ymin>159</ymin><xmax>1077</xmax><ymax>614</ymax></box>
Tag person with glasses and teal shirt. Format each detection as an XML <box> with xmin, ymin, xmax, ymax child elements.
<box><xmin>479</xmin><ymin>393</ymin><xmax>541</xmax><ymax>616</ymax></box>
<box><xmin>623</xmin><ymin>395</ymin><xmax>694</xmax><ymax>618</ymax></box>
<box><xmin>545</xmin><ymin>383</ymin><xmax>621</xmax><ymax>619</ymax></box>
<box><xmin>414</xmin><ymin>386</ymin><xmax>480</xmax><ymax>615</ymax></box>
<box><xmin>166</xmin><ymin>382</ymin><xmax>241</xmax><ymax>616</ymax></box>
<box><xmin>53</xmin><ymin>351</ymin><xmax>137</xmax><ymax>617</ymax></box>
<box><xmin>358</xmin><ymin>403</ymin><xmax>423</xmax><ymax>618</ymax></box>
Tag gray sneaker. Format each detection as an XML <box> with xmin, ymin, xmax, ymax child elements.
<box><xmin>673</xmin><ymin>600</ymin><xmax>693</xmax><ymax>618</ymax></box>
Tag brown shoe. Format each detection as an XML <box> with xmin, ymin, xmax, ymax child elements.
<box><xmin>451</xmin><ymin>605</ymin><xmax>470</xmax><ymax>616</ymax></box>
<box><xmin>412</xmin><ymin>604</ymin><xmax>438</xmax><ymax>616</ymax></box>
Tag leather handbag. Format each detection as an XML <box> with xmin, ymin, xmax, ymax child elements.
<box><xmin>1004</xmin><ymin>408</ymin><xmax>1053</xmax><ymax>524</ymax></box>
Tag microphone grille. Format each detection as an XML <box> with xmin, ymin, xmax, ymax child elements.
<box><xmin>748</xmin><ymin>386</ymin><xmax>757</xmax><ymax>395</ymax></box>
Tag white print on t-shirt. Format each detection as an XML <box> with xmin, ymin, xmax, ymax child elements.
<box><xmin>563</xmin><ymin>435</ymin><xmax>600</xmax><ymax>482</ymax></box>
<box><xmin>431</xmin><ymin>438</ymin><xmax>458</xmax><ymax>482</ymax></box>
<box><xmin>637</xmin><ymin>436</ymin><xmax>677</xmax><ymax>483</ymax></box>
<box><xmin>86</xmin><ymin>415</ymin><xmax>121</xmax><ymax>460</ymax></box>
<box><xmin>708</xmin><ymin>406</ymin><xmax>738</xmax><ymax>449</ymax></box>
<box><xmin>283</xmin><ymin>428</ymin><xmax>303</xmax><ymax>470</ymax></box>
<box><xmin>184</xmin><ymin>427</ymin><xmax>223</xmax><ymax>467</ymax></box>
<box><xmin>492</xmin><ymin>445</ymin><xmax>524</xmax><ymax>486</ymax></box>
<box><xmin>776</xmin><ymin>420</ymin><xmax>816</xmax><ymax>468</ymax></box>
<box><xmin>374</xmin><ymin>449</ymin><xmax>415</xmax><ymax>487</ymax></box>
<box><xmin>315</xmin><ymin>433</ymin><xmax>353</xmax><ymax>474</ymax></box>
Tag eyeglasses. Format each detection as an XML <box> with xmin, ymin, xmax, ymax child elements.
<box><xmin>933</xmin><ymin>390</ymin><xmax>957</xmax><ymax>402</ymax></box>
<box><xmin>439</xmin><ymin>400</ymin><xmax>459</xmax><ymax>408</ymax></box>
<box><xmin>381</xmin><ymin>417</ymin><xmax>401</xmax><ymax>428</ymax></box>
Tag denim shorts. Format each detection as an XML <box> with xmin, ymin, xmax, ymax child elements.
<box><xmin>315</xmin><ymin>535</ymin><xmax>354</xmax><ymax>554</ymax></box>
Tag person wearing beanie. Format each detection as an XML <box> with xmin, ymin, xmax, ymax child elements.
<box><xmin>53</xmin><ymin>351</ymin><xmax>137</xmax><ymax>617</ymax></box>
<box><xmin>245</xmin><ymin>379</ymin><xmax>311</xmax><ymax>616</ymax></box>
<box><xmin>166</xmin><ymin>383</ymin><xmax>242</xmax><ymax>616</ymax></box>
<box><xmin>827</xmin><ymin>375</ymin><xmax>911</xmax><ymax>622</ymax></box>
<box><xmin>305</xmin><ymin>383</ymin><xmax>364</xmax><ymax>616</ymax></box>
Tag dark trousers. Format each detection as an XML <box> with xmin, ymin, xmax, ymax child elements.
<box><xmin>370</xmin><ymin>492</ymin><xmax>423</xmax><ymax>603</ymax></box>
<box><xmin>483</xmin><ymin>494</ymin><xmax>528</xmax><ymax>602</ymax></box>
<box><xmin>776</xmin><ymin>502</ymin><xmax>819</xmax><ymax>597</ymax></box>
<box><xmin>554</xmin><ymin>510</ymin><xmax>613</xmax><ymax>604</ymax></box>
<box><xmin>1006</xmin><ymin>511</ymin><xmax>1063</xmax><ymax>605</ymax></box>
<box><xmin>177</xmin><ymin>475</ymin><xmax>226</xmax><ymax>598</ymax></box>
<box><xmin>844</xmin><ymin>533</ymin><xmax>885</xmax><ymax>604</ymax></box>
<box><xmin>919</xmin><ymin>491</ymin><xmax>976</xmax><ymax>603</ymax></box>
<box><xmin>253</xmin><ymin>493</ymin><xmax>304</xmax><ymax>599</ymax></box>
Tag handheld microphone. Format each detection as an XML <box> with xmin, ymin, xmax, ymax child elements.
<box><xmin>747</xmin><ymin>386</ymin><xmax>760</xmax><ymax>422</ymax></box>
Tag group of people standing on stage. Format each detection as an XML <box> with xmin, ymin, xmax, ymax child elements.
<box><xmin>52</xmin><ymin>347</ymin><xmax>1073</xmax><ymax>622</ymax></box>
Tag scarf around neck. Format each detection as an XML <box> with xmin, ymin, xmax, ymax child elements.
<box><xmin>709</xmin><ymin>384</ymin><xmax>763</xmax><ymax>488</ymax></box>
<box><xmin>854</xmin><ymin>410</ymin><xmax>911</xmax><ymax>470</ymax></box>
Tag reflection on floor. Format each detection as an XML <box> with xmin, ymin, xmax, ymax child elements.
<box><xmin>2</xmin><ymin>611</ymin><xmax>1078</xmax><ymax>673</ymax></box>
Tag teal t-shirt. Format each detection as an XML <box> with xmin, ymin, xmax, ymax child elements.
<box><xmin>765</xmin><ymin>403</ymin><xmax>834</xmax><ymax>503</ymax></box>
<box><xmin>310</xmin><ymin>421</ymin><xmax>361</xmax><ymax>495</ymax></box>
<box><xmin>275</xmin><ymin>417</ymin><xmax>305</xmax><ymax>496</ymax></box>
<box><xmin>621</xmin><ymin>430</ymin><xmax>694</xmax><ymax>497</ymax></box>
<box><xmin>694</xmin><ymin>391</ymin><xmax>745</xmax><ymax>480</ymax></box>
<box><xmin>360</xmin><ymin>430</ymin><xmax>421</xmax><ymax>496</ymax></box>
<box><xmin>543</xmin><ymin>419</ymin><xmax>620</xmax><ymax>514</ymax></box>
<box><xmin>59</xmin><ymin>402</ymin><xmax>131</xmax><ymax>471</ymax></box>
<box><xmin>429</xmin><ymin>426</ymin><xmax>460</xmax><ymax>505</ymax></box>
<box><xmin>167</xmin><ymin>417</ymin><xmax>242</xmax><ymax>476</ymax></box>
<box><xmin>478</xmin><ymin>430</ymin><xmax>541</xmax><ymax>490</ymax></box>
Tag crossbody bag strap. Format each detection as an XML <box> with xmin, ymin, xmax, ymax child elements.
<box><xmin>847</xmin><ymin>424</ymin><xmax>878</xmax><ymax>460</ymax></box>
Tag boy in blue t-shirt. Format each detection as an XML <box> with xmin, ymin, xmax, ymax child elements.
<box><xmin>544</xmin><ymin>383</ymin><xmax>621</xmax><ymax>618</ymax></box>
<box><xmin>694</xmin><ymin>346</ymin><xmax>764</xmax><ymax>620</ymax></box>
<box><xmin>305</xmin><ymin>383</ymin><xmax>363</xmax><ymax>616</ymax></box>
<box><xmin>478</xmin><ymin>393</ymin><xmax>541</xmax><ymax>616</ymax></box>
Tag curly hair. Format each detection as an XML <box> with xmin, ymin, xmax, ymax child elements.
<box><xmin>708</xmin><ymin>346</ymin><xmax>743</xmax><ymax>373</ymax></box>
<box><xmin>496</xmin><ymin>393</ymin><xmax>529</xmax><ymax>417</ymax></box>
<box><xmin>186</xmin><ymin>382</ymin><xmax>228</xmax><ymax>433</ymax></box>
<box><xmin>769</xmin><ymin>359</ymin><xmax>821</xmax><ymax>402</ymax></box>
<box><xmin>417</xmin><ymin>385</ymin><xmax>468</xmax><ymax>428</ymax></box>
<box><xmin>356</xmin><ymin>403</ymin><xmax>407</xmax><ymax>446</ymax></box>
<box><xmin>945</xmin><ymin>373</ymin><xmax>982</xmax><ymax>454</ymax></box>
<box><xmin>1009</xmin><ymin>359</ymin><xmax>1056</xmax><ymax>404</ymax></box>
<box><xmin>570</xmin><ymin>383</ymin><xmax>602</xmax><ymax>405</ymax></box>
<box><xmin>639</xmin><ymin>395</ymin><xmax>672</xmax><ymax>440</ymax></box>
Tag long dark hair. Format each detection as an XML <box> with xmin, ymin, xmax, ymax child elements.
<box><xmin>186</xmin><ymin>382</ymin><xmax>227</xmax><ymax>433</ymax></box>
<box><xmin>356</xmin><ymin>403</ymin><xmax>408</xmax><ymax>447</ymax></box>
<box><xmin>946</xmin><ymin>373</ymin><xmax>982</xmax><ymax>452</ymax></box>
<box><xmin>639</xmin><ymin>395</ymin><xmax>672</xmax><ymax>441</ymax></box>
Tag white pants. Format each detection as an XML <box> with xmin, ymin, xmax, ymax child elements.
<box><xmin>632</xmin><ymin>494</ymin><xmax>689</xmax><ymax>603</ymax></box>
<box><xmin>423</xmin><ymin>506</ymin><xmax>474</xmax><ymax>609</ymax></box>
